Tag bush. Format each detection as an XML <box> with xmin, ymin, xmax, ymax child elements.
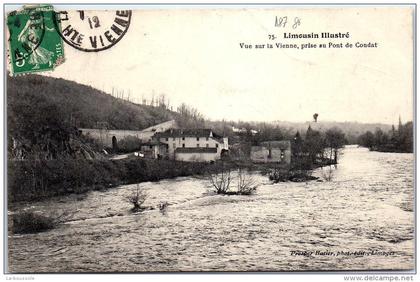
<box><xmin>207</xmin><ymin>164</ymin><xmax>259</xmax><ymax>195</ymax></box>
<box><xmin>127</xmin><ymin>184</ymin><xmax>147</xmax><ymax>212</ymax></box>
<box><xmin>12</xmin><ymin>212</ymin><xmax>56</xmax><ymax>234</ymax></box>
<box><xmin>207</xmin><ymin>164</ymin><xmax>232</xmax><ymax>194</ymax></box>
<box><xmin>321</xmin><ymin>166</ymin><xmax>334</xmax><ymax>181</ymax></box>
<box><xmin>117</xmin><ymin>136</ymin><xmax>142</xmax><ymax>153</ymax></box>
<box><xmin>237</xmin><ymin>168</ymin><xmax>258</xmax><ymax>195</ymax></box>
<box><xmin>268</xmin><ymin>167</ymin><xmax>290</xmax><ymax>182</ymax></box>
<box><xmin>269</xmin><ymin>167</ymin><xmax>317</xmax><ymax>183</ymax></box>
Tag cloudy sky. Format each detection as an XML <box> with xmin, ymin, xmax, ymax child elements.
<box><xmin>28</xmin><ymin>5</ymin><xmax>413</xmax><ymax>124</ymax></box>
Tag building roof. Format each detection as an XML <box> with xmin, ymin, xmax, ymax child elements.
<box><xmin>140</xmin><ymin>140</ymin><xmax>167</xmax><ymax>146</ymax></box>
<box><xmin>156</xmin><ymin>128</ymin><xmax>222</xmax><ymax>139</ymax></box>
<box><xmin>175</xmin><ymin>147</ymin><xmax>218</xmax><ymax>154</ymax></box>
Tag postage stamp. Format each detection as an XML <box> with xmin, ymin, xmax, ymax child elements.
<box><xmin>53</xmin><ymin>10</ymin><xmax>132</xmax><ymax>52</ymax></box>
<box><xmin>7</xmin><ymin>4</ymin><xmax>65</xmax><ymax>75</ymax></box>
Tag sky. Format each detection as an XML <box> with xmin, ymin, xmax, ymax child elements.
<box><xmin>26</xmin><ymin>6</ymin><xmax>414</xmax><ymax>125</ymax></box>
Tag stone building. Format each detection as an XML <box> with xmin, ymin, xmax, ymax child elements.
<box><xmin>250</xmin><ymin>141</ymin><xmax>291</xmax><ymax>165</ymax></box>
<box><xmin>153</xmin><ymin>128</ymin><xmax>229</xmax><ymax>162</ymax></box>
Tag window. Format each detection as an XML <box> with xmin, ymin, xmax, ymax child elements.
<box><xmin>206</xmin><ymin>137</ymin><xmax>209</xmax><ymax>141</ymax></box>
<box><xmin>280</xmin><ymin>149</ymin><xmax>285</xmax><ymax>160</ymax></box>
<box><xmin>216</xmin><ymin>144</ymin><xmax>219</xmax><ymax>148</ymax></box>
<box><xmin>166</xmin><ymin>138</ymin><xmax>168</xmax><ymax>141</ymax></box>
<box><xmin>196</xmin><ymin>137</ymin><xmax>199</xmax><ymax>141</ymax></box>
<box><xmin>197</xmin><ymin>144</ymin><xmax>199</xmax><ymax>147</ymax></box>
<box><xmin>206</xmin><ymin>144</ymin><xmax>209</xmax><ymax>148</ymax></box>
<box><xmin>182</xmin><ymin>144</ymin><xmax>185</xmax><ymax>148</ymax></box>
<box><xmin>182</xmin><ymin>137</ymin><xmax>185</xmax><ymax>141</ymax></box>
<box><xmin>173</xmin><ymin>143</ymin><xmax>176</xmax><ymax>148</ymax></box>
<box><xmin>173</xmin><ymin>137</ymin><xmax>175</xmax><ymax>141</ymax></box>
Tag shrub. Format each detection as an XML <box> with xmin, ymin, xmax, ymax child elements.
<box><xmin>117</xmin><ymin>136</ymin><xmax>142</xmax><ymax>153</ymax></box>
<box><xmin>268</xmin><ymin>168</ymin><xmax>289</xmax><ymax>183</ymax></box>
<box><xmin>12</xmin><ymin>212</ymin><xmax>56</xmax><ymax>234</ymax></box>
<box><xmin>321</xmin><ymin>166</ymin><xmax>334</xmax><ymax>182</ymax></box>
<box><xmin>207</xmin><ymin>164</ymin><xmax>259</xmax><ymax>195</ymax></box>
<box><xmin>127</xmin><ymin>184</ymin><xmax>147</xmax><ymax>212</ymax></box>
<box><xmin>237</xmin><ymin>168</ymin><xmax>258</xmax><ymax>195</ymax></box>
<box><xmin>207</xmin><ymin>164</ymin><xmax>232</xmax><ymax>194</ymax></box>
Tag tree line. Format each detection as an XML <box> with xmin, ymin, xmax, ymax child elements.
<box><xmin>357</xmin><ymin>120</ymin><xmax>413</xmax><ymax>153</ymax></box>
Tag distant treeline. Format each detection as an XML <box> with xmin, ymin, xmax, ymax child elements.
<box><xmin>357</xmin><ymin>121</ymin><xmax>413</xmax><ymax>153</ymax></box>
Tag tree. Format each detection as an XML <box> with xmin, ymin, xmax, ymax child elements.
<box><xmin>237</xmin><ymin>168</ymin><xmax>258</xmax><ymax>195</ymax></box>
<box><xmin>207</xmin><ymin>164</ymin><xmax>259</xmax><ymax>195</ymax></box>
<box><xmin>292</xmin><ymin>131</ymin><xmax>303</xmax><ymax>158</ymax></box>
<box><xmin>373</xmin><ymin>128</ymin><xmax>389</xmax><ymax>149</ymax></box>
<box><xmin>325</xmin><ymin>128</ymin><xmax>346</xmax><ymax>163</ymax></box>
<box><xmin>117</xmin><ymin>136</ymin><xmax>142</xmax><ymax>153</ymax></box>
<box><xmin>304</xmin><ymin>126</ymin><xmax>324</xmax><ymax>164</ymax></box>
<box><xmin>207</xmin><ymin>164</ymin><xmax>232</xmax><ymax>194</ymax></box>
<box><xmin>127</xmin><ymin>184</ymin><xmax>147</xmax><ymax>212</ymax></box>
<box><xmin>358</xmin><ymin>131</ymin><xmax>375</xmax><ymax>149</ymax></box>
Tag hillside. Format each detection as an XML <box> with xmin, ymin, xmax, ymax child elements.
<box><xmin>8</xmin><ymin>74</ymin><xmax>178</xmax><ymax>130</ymax></box>
<box><xmin>7</xmin><ymin>74</ymin><xmax>179</xmax><ymax>159</ymax></box>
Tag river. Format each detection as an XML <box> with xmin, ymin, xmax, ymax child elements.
<box><xmin>7</xmin><ymin>145</ymin><xmax>414</xmax><ymax>272</ymax></box>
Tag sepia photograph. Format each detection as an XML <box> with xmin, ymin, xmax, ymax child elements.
<box><xmin>2</xmin><ymin>2</ymin><xmax>416</xmax><ymax>279</ymax></box>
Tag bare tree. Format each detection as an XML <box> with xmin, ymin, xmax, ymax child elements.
<box><xmin>127</xmin><ymin>184</ymin><xmax>147</xmax><ymax>212</ymax></box>
<box><xmin>208</xmin><ymin>165</ymin><xmax>232</xmax><ymax>194</ymax></box>
<box><xmin>208</xmin><ymin>166</ymin><xmax>259</xmax><ymax>195</ymax></box>
<box><xmin>321</xmin><ymin>166</ymin><xmax>334</xmax><ymax>182</ymax></box>
<box><xmin>237</xmin><ymin>168</ymin><xmax>258</xmax><ymax>195</ymax></box>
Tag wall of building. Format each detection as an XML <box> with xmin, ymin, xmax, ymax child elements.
<box><xmin>159</xmin><ymin>136</ymin><xmax>225</xmax><ymax>159</ymax></box>
<box><xmin>250</xmin><ymin>146</ymin><xmax>291</xmax><ymax>164</ymax></box>
<box><xmin>250</xmin><ymin>146</ymin><xmax>270</xmax><ymax>163</ymax></box>
<box><xmin>79</xmin><ymin>120</ymin><xmax>177</xmax><ymax>148</ymax></box>
<box><xmin>80</xmin><ymin>128</ymin><xmax>145</xmax><ymax>148</ymax></box>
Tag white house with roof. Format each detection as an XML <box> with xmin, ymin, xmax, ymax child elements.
<box><xmin>152</xmin><ymin>128</ymin><xmax>228</xmax><ymax>162</ymax></box>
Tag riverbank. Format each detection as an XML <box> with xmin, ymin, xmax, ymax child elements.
<box><xmin>8</xmin><ymin>157</ymin><xmax>212</xmax><ymax>204</ymax></box>
<box><xmin>8</xmin><ymin>155</ymin><xmax>336</xmax><ymax>205</ymax></box>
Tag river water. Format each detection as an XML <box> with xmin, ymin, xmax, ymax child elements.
<box><xmin>8</xmin><ymin>146</ymin><xmax>414</xmax><ymax>272</ymax></box>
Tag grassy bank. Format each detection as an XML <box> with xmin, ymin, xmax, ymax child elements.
<box><xmin>8</xmin><ymin>158</ymin><xmax>210</xmax><ymax>203</ymax></box>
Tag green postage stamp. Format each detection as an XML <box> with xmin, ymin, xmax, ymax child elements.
<box><xmin>7</xmin><ymin>4</ymin><xmax>65</xmax><ymax>75</ymax></box>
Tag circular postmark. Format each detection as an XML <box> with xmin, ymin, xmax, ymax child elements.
<box><xmin>7</xmin><ymin>8</ymin><xmax>46</xmax><ymax>66</ymax></box>
<box><xmin>53</xmin><ymin>10</ymin><xmax>132</xmax><ymax>52</ymax></box>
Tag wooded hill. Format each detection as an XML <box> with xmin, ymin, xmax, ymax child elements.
<box><xmin>8</xmin><ymin>74</ymin><xmax>177</xmax><ymax>131</ymax></box>
<box><xmin>7</xmin><ymin>74</ymin><xmax>181</xmax><ymax>159</ymax></box>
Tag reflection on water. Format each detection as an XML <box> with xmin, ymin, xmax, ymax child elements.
<box><xmin>8</xmin><ymin>146</ymin><xmax>414</xmax><ymax>272</ymax></box>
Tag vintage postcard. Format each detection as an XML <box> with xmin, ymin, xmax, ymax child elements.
<box><xmin>4</xmin><ymin>3</ymin><xmax>415</xmax><ymax>276</ymax></box>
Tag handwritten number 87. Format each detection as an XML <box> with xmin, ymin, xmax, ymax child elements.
<box><xmin>275</xmin><ymin>16</ymin><xmax>301</xmax><ymax>29</ymax></box>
